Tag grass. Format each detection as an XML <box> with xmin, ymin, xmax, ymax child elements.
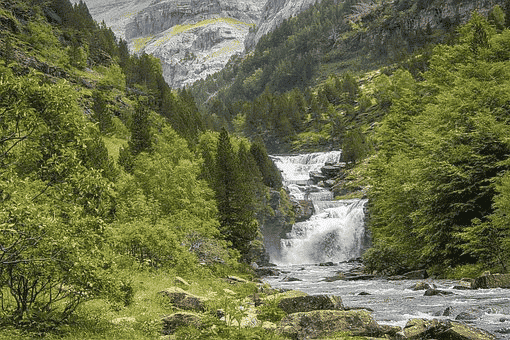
<box><xmin>103</xmin><ymin>135</ymin><xmax>128</xmax><ymax>164</ymax></box>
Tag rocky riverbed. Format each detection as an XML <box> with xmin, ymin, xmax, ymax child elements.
<box><xmin>260</xmin><ymin>262</ymin><xmax>510</xmax><ymax>339</ymax></box>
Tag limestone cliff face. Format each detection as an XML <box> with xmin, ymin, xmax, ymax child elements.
<box><xmin>129</xmin><ymin>0</ymin><xmax>262</xmax><ymax>88</ymax></box>
<box><xmin>244</xmin><ymin>0</ymin><xmax>319</xmax><ymax>50</ymax></box>
<box><xmin>76</xmin><ymin>0</ymin><xmax>263</xmax><ymax>88</ymax></box>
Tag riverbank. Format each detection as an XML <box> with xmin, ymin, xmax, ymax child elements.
<box><xmin>1</xmin><ymin>262</ymin><xmax>501</xmax><ymax>339</ymax></box>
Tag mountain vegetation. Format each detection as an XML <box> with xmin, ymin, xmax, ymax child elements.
<box><xmin>2</xmin><ymin>0</ymin><xmax>510</xmax><ymax>338</ymax></box>
<box><xmin>0</xmin><ymin>0</ymin><xmax>284</xmax><ymax>338</ymax></box>
<box><xmin>190</xmin><ymin>0</ymin><xmax>510</xmax><ymax>279</ymax></box>
<box><xmin>362</xmin><ymin>10</ymin><xmax>510</xmax><ymax>277</ymax></box>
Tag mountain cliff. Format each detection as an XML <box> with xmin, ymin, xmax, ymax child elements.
<box><xmin>75</xmin><ymin>0</ymin><xmax>265</xmax><ymax>88</ymax></box>
<box><xmin>244</xmin><ymin>0</ymin><xmax>320</xmax><ymax>50</ymax></box>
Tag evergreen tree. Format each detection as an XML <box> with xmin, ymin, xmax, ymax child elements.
<box><xmin>214</xmin><ymin>128</ymin><xmax>258</xmax><ymax>258</ymax></box>
<box><xmin>129</xmin><ymin>99</ymin><xmax>152</xmax><ymax>155</ymax></box>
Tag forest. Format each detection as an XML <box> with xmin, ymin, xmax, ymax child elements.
<box><xmin>2</xmin><ymin>0</ymin><xmax>510</xmax><ymax>338</ymax></box>
<box><xmin>0</xmin><ymin>0</ymin><xmax>285</xmax><ymax>338</ymax></box>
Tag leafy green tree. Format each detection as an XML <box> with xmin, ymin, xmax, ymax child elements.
<box><xmin>0</xmin><ymin>65</ymin><xmax>125</xmax><ymax>324</ymax></box>
<box><xmin>364</xmin><ymin>15</ymin><xmax>510</xmax><ymax>274</ymax></box>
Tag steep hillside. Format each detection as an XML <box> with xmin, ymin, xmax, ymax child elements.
<box><xmin>244</xmin><ymin>0</ymin><xmax>320</xmax><ymax>49</ymax></box>
<box><xmin>190</xmin><ymin>0</ymin><xmax>508</xmax><ymax>153</ymax></box>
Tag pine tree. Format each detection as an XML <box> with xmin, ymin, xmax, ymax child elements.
<box><xmin>214</xmin><ymin>129</ymin><xmax>258</xmax><ymax>257</ymax></box>
<box><xmin>129</xmin><ymin>99</ymin><xmax>152</xmax><ymax>155</ymax></box>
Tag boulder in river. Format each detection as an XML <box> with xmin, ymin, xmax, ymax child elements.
<box><xmin>277</xmin><ymin>295</ymin><xmax>343</xmax><ymax>314</ymax></box>
<box><xmin>403</xmin><ymin>318</ymin><xmax>495</xmax><ymax>340</ymax></box>
<box><xmin>281</xmin><ymin>276</ymin><xmax>302</xmax><ymax>282</ymax></box>
<box><xmin>424</xmin><ymin>288</ymin><xmax>455</xmax><ymax>296</ymax></box>
<box><xmin>276</xmin><ymin>309</ymin><xmax>398</xmax><ymax>339</ymax></box>
<box><xmin>409</xmin><ymin>281</ymin><xmax>433</xmax><ymax>291</ymax></box>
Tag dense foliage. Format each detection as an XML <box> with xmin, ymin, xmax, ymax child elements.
<box><xmin>0</xmin><ymin>0</ymin><xmax>281</xmax><ymax>333</ymax></box>
<box><xmin>190</xmin><ymin>0</ymin><xmax>507</xmax><ymax>152</ymax></box>
<box><xmin>362</xmin><ymin>12</ymin><xmax>510</xmax><ymax>276</ymax></box>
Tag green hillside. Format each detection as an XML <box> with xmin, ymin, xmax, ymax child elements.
<box><xmin>191</xmin><ymin>0</ymin><xmax>510</xmax><ymax>276</ymax></box>
<box><xmin>0</xmin><ymin>1</ymin><xmax>287</xmax><ymax>338</ymax></box>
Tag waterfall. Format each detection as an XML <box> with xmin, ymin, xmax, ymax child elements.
<box><xmin>271</xmin><ymin>152</ymin><xmax>367</xmax><ymax>265</ymax></box>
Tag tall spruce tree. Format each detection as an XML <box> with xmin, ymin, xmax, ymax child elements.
<box><xmin>214</xmin><ymin>128</ymin><xmax>258</xmax><ymax>257</ymax></box>
<box><xmin>129</xmin><ymin>98</ymin><xmax>152</xmax><ymax>155</ymax></box>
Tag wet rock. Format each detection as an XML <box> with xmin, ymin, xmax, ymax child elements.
<box><xmin>471</xmin><ymin>273</ymin><xmax>510</xmax><ymax>289</ymax></box>
<box><xmin>343</xmin><ymin>274</ymin><xmax>376</xmax><ymax>281</ymax></box>
<box><xmin>309</xmin><ymin>171</ymin><xmax>327</xmax><ymax>183</ymax></box>
<box><xmin>495</xmin><ymin>327</ymin><xmax>510</xmax><ymax>334</ymax></box>
<box><xmin>159</xmin><ymin>287</ymin><xmax>207</xmax><ymax>312</ymax></box>
<box><xmin>403</xmin><ymin>318</ymin><xmax>495</xmax><ymax>340</ymax></box>
<box><xmin>456</xmin><ymin>311</ymin><xmax>479</xmax><ymax>321</ymax></box>
<box><xmin>318</xmin><ymin>261</ymin><xmax>335</xmax><ymax>266</ymax></box>
<box><xmin>320</xmin><ymin>165</ymin><xmax>342</xmax><ymax>178</ymax></box>
<box><xmin>424</xmin><ymin>288</ymin><xmax>455</xmax><ymax>296</ymax></box>
<box><xmin>281</xmin><ymin>276</ymin><xmax>302</xmax><ymax>282</ymax></box>
<box><xmin>255</xmin><ymin>267</ymin><xmax>281</xmax><ymax>277</ymax></box>
<box><xmin>162</xmin><ymin>312</ymin><xmax>204</xmax><ymax>335</ymax></box>
<box><xmin>453</xmin><ymin>280</ymin><xmax>474</xmax><ymax>290</ymax></box>
<box><xmin>322</xmin><ymin>273</ymin><xmax>345</xmax><ymax>282</ymax></box>
<box><xmin>277</xmin><ymin>295</ymin><xmax>343</xmax><ymax>314</ymax></box>
<box><xmin>276</xmin><ymin>309</ymin><xmax>393</xmax><ymax>339</ymax></box>
<box><xmin>357</xmin><ymin>291</ymin><xmax>371</xmax><ymax>296</ymax></box>
<box><xmin>324</xmin><ymin>179</ymin><xmax>336</xmax><ymax>187</ymax></box>
<box><xmin>409</xmin><ymin>281</ymin><xmax>432</xmax><ymax>291</ymax></box>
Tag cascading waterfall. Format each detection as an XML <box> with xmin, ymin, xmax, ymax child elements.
<box><xmin>271</xmin><ymin>152</ymin><xmax>367</xmax><ymax>265</ymax></box>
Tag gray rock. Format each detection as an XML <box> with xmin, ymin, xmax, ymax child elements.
<box><xmin>276</xmin><ymin>309</ymin><xmax>396</xmax><ymax>339</ymax></box>
<box><xmin>409</xmin><ymin>281</ymin><xmax>432</xmax><ymax>291</ymax></box>
<box><xmin>424</xmin><ymin>288</ymin><xmax>455</xmax><ymax>296</ymax></box>
<box><xmin>159</xmin><ymin>287</ymin><xmax>208</xmax><ymax>312</ymax></box>
<box><xmin>281</xmin><ymin>276</ymin><xmax>302</xmax><ymax>282</ymax></box>
<box><xmin>245</xmin><ymin>0</ymin><xmax>319</xmax><ymax>50</ymax></box>
<box><xmin>277</xmin><ymin>295</ymin><xmax>343</xmax><ymax>314</ymax></box>
<box><xmin>456</xmin><ymin>311</ymin><xmax>479</xmax><ymax>321</ymax></box>
<box><xmin>404</xmin><ymin>318</ymin><xmax>495</xmax><ymax>340</ymax></box>
<box><xmin>162</xmin><ymin>312</ymin><xmax>204</xmax><ymax>335</ymax></box>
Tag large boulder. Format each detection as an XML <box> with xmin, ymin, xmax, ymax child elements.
<box><xmin>276</xmin><ymin>309</ymin><xmax>396</xmax><ymax>339</ymax></box>
<box><xmin>471</xmin><ymin>273</ymin><xmax>510</xmax><ymax>289</ymax></box>
<box><xmin>161</xmin><ymin>312</ymin><xmax>204</xmax><ymax>335</ymax></box>
<box><xmin>159</xmin><ymin>287</ymin><xmax>208</xmax><ymax>312</ymax></box>
<box><xmin>403</xmin><ymin>318</ymin><xmax>495</xmax><ymax>340</ymax></box>
<box><xmin>277</xmin><ymin>295</ymin><xmax>343</xmax><ymax>314</ymax></box>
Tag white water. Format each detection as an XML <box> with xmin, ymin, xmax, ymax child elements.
<box><xmin>271</xmin><ymin>152</ymin><xmax>367</xmax><ymax>265</ymax></box>
<box><xmin>264</xmin><ymin>264</ymin><xmax>510</xmax><ymax>339</ymax></box>
<box><xmin>265</xmin><ymin>151</ymin><xmax>510</xmax><ymax>339</ymax></box>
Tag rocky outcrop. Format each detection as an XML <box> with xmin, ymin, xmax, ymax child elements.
<box><xmin>244</xmin><ymin>0</ymin><xmax>320</xmax><ymax>50</ymax></box>
<box><xmin>76</xmin><ymin>0</ymin><xmax>263</xmax><ymax>88</ymax></box>
<box><xmin>403</xmin><ymin>318</ymin><xmax>495</xmax><ymax>340</ymax></box>
<box><xmin>162</xmin><ymin>312</ymin><xmax>204</xmax><ymax>335</ymax></box>
<box><xmin>276</xmin><ymin>309</ymin><xmax>399</xmax><ymax>339</ymax></box>
<box><xmin>277</xmin><ymin>295</ymin><xmax>343</xmax><ymax>314</ymax></box>
<box><xmin>159</xmin><ymin>287</ymin><xmax>208</xmax><ymax>312</ymax></box>
<box><xmin>129</xmin><ymin>0</ymin><xmax>263</xmax><ymax>88</ymax></box>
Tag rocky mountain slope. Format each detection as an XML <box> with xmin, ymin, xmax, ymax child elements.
<box><xmin>74</xmin><ymin>0</ymin><xmax>322</xmax><ymax>88</ymax></box>
<box><xmin>74</xmin><ymin>0</ymin><xmax>261</xmax><ymax>87</ymax></box>
<box><xmin>244</xmin><ymin>0</ymin><xmax>320</xmax><ymax>49</ymax></box>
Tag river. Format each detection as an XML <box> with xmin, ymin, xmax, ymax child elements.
<box><xmin>264</xmin><ymin>151</ymin><xmax>510</xmax><ymax>339</ymax></box>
